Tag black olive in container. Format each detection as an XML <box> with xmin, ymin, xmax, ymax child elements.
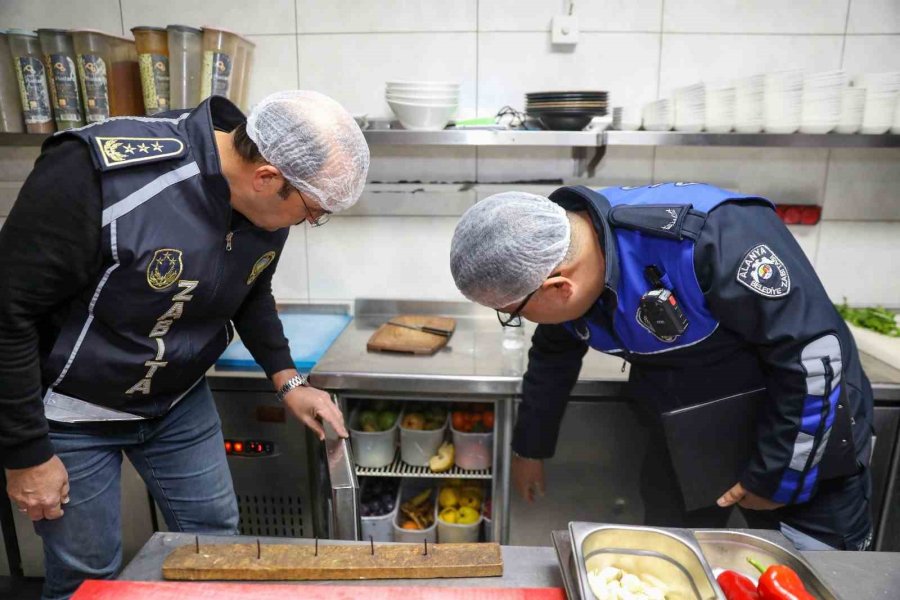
<box><xmin>72</xmin><ymin>29</ymin><xmax>112</xmax><ymax>124</ymax></box>
<box><xmin>166</xmin><ymin>25</ymin><xmax>201</xmax><ymax>110</ymax></box>
<box><xmin>0</xmin><ymin>31</ymin><xmax>26</xmax><ymax>132</ymax></box>
<box><xmin>37</xmin><ymin>28</ymin><xmax>85</xmax><ymax>130</ymax></box>
<box><xmin>8</xmin><ymin>29</ymin><xmax>55</xmax><ymax>134</ymax></box>
<box><xmin>200</xmin><ymin>26</ymin><xmax>240</xmax><ymax>101</ymax></box>
<box><xmin>131</xmin><ymin>26</ymin><xmax>169</xmax><ymax>115</ymax></box>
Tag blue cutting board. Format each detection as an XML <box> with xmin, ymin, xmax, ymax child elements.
<box><xmin>216</xmin><ymin>313</ymin><xmax>351</xmax><ymax>372</ymax></box>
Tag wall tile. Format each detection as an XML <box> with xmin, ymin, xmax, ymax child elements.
<box><xmin>474</xmin><ymin>183</ymin><xmax>561</xmax><ymax>202</ymax></box>
<box><xmin>847</xmin><ymin>0</ymin><xmax>900</xmax><ymax>34</ymax></box>
<box><xmin>243</xmin><ymin>35</ymin><xmax>298</xmax><ymax>110</ymax></box>
<box><xmin>345</xmin><ymin>184</ymin><xmax>475</xmax><ymax>217</ymax></box>
<box><xmin>816</xmin><ymin>221</ymin><xmax>900</xmax><ymax>306</ymax></box>
<box><xmin>478</xmin><ymin>32</ymin><xmax>660</xmax><ymax>115</ymax></box>
<box><xmin>368</xmin><ymin>146</ymin><xmax>476</xmax><ymax>183</ymax></box>
<box><xmin>0</xmin><ymin>0</ymin><xmax>123</xmax><ymax>34</ymax></box>
<box><xmin>653</xmin><ymin>147</ymin><xmax>829</xmax><ymax>204</ymax></box>
<box><xmin>823</xmin><ymin>149</ymin><xmax>900</xmax><ymax>221</ymax></box>
<box><xmin>659</xmin><ymin>34</ymin><xmax>844</xmax><ymax>94</ymax></box>
<box><xmin>271</xmin><ymin>225</ymin><xmax>308</xmax><ymax>302</ymax></box>
<box><xmin>0</xmin><ymin>182</ymin><xmax>21</xmax><ymax>217</ymax></box>
<box><xmin>663</xmin><ymin>0</ymin><xmax>848</xmax><ymax>34</ymax></box>
<box><xmin>306</xmin><ymin>217</ymin><xmax>463</xmax><ymax>301</ymax></box>
<box><xmin>297</xmin><ymin>33</ymin><xmax>477</xmax><ymax>119</ymax></box>
<box><xmin>786</xmin><ymin>224</ymin><xmax>820</xmax><ymax>266</ymax></box>
<box><xmin>841</xmin><ymin>35</ymin><xmax>900</xmax><ymax>73</ymax></box>
<box><xmin>298</xmin><ymin>0</ymin><xmax>477</xmax><ymax>33</ymax></box>
<box><xmin>478</xmin><ymin>0</ymin><xmax>662</xmax><ymax>32</ymax></box>
<box><xmin>0</xmin><ymin>147</ymin><xmax>39</xmax><ymax>182</ymax></box>
<box><xmin>121</xmin><ymin>0</ymin><xmax>295</xmax><ymax>35</ymax></box>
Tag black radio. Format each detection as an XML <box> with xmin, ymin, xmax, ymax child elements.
<box><xmin>637</xmin><ymin>266</ymin><xmax>688</xmax><ymax>342</ymax></box>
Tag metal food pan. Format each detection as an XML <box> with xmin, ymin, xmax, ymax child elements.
<box><xmin>694</xmin><ymin>530</ymin><xmax>841</xmax><ymax>600</ymax></box>
<box><xmin>569</xmin><ymin>522</ymin><xmax>721</xmax><ymax>600</ymax></box>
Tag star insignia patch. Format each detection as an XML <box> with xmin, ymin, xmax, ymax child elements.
<box><xmin>92</xmin><ymin>136</ymin><xmax>187</xmax><ymax>170</ymax></box>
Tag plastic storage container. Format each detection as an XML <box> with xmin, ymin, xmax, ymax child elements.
<box><xmin>436</xmin><ymin>482</ymin><xmax>483</xmax><ymax>543</ymax></box>
<box><xmin>37</xmin><ymin>29</ymin><xmax>84</xmax><ymax>129</ymax></box>
<box><xmin>108</xmin><ymin>35</ymin><xmax>143</xmax><ymax>117</ymax></box>
<box><xmin>131</xmin><ymin>26</ymin><xmax>169</xmax><ymax>115</ymax></box>
<box><xmin>167</xmin><ymin>25</ymin><xmax>202</xmax><ymax>110</ymax></box>
<box><xmin>359</xmin><ymin>478</ymin><xmax>401</xmax><ymax>542</ymax></box>
<box><xmin>8</xmin><ymin>29</ymin><xmax>54</xmax><ymax>133</ymax></box>
<box><xmin>72</xmin><ymin>29</ymin><xmax>112</xmax><ymax>123</ymax></box>
<box><xmin>238</xmin><ymin>37</ymin><xmax>254</xmax><ymax>110</ymax></box>
<box><xmin>230</xmin><ymin>34</ymin><xmax>254</xmax><ymax>110</ymax></box>
<box><xmin>200</xmin><ymin>26</ymin><xmax>240</xmax><ymax>101</ymax></box>
<box><xmin>349</xmin><ymin>407</ymin><xmax>399</xmax><ymax>468</ymax></box>
<box><xmin>0</xmin><ymin>32</ymin><xmax>25</xmax><ymax>132</ymax></box>
<box><xmin>451</xmin><ymin>420</ymin><xmax>493</xmax><ymax>471</ymax></box>
<box><xmin>393</xmin><ymin>480</ymin><xmax>438</xmax><ymax>544</ymax></box>
<box><xmin>399</xmin><ymin>408</ymin><xmax>448</xmax><ymax>467</ymax></box>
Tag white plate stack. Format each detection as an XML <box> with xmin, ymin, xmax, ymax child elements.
<box><xmin>612</xmin><ymin>106</ymin><xmax>642</xmax><ymax>131</ymax></box>
<box><xmin>735</xmin><ymin>74</ymin><xmax>764</xmax><ymax>133</ymax></box>
<box><xmin>764</xmin><ymin>70</ymin><xmax>804</xmax><ymax>133</ymax></box>
<box><xmin>855</xmin><ymin>72</ymin><xmax>900</xmax><ymax>134</ymax></box>
<box><xmin>642</xmin><ymin>99</ymin><xmax>673</xmax><ymax>131</ymax></box>
<box><xmin>673</xmin><ymin>84</ymin><xmax>706</xmax><ymax>132</ymax></box>
<box><xmin>834</xmin><ymin>87</ymin><xmax>866</xmax><ymax>134</ymax></box>
<box><xmin>705</xmin><ymin>82</ymin><xmax>735</xmax><ymax>133</ymax></box>
<box><xmin>799</xmin><ymin>70</ymin><xmax>848</xmax><ymax>134</ymax></box>
<box><xmin>385</xmin><ymin>80</ymin><xmax>460</xmax><ymax>131</ymax></box>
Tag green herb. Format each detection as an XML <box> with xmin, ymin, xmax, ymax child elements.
<box><xmin>835</xmin><ymin>300</ymin><xmax>900</xmax><ymax>337</ymax></box>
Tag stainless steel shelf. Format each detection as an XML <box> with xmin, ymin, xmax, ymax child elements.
<box><xmin>363</xmin><ymin>128</ymin><xmax>603</xmax><ymax>147</ymax></box>
<box><xmin>603</xmin><ymin>130</ymin><xmax>900</xmax><ymax>147</ymax></box>
<box><xmin>356</xmin><ymin>450</ymin><xmax>492</xmax><ymax>480</ymax></box>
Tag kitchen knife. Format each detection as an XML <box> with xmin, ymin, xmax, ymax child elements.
<box><xmin>387</xmin><ymin>321</ymin><xmax>453</xmax><ymax>337</ymax></box>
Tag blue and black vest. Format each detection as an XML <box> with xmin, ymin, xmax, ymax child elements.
<box><xmin>41</xmin><ymin>97</ymin><xmax>288</xmax><ymax>421</ymax></box>
<box><xmin>551</xmin><ymin>183</ymin><xmax>772</xmax><ymax>356</ymax></box>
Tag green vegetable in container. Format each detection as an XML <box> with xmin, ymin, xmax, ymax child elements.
<box><xmin>835</xmin><ymin>299</ymin><xmax>899</xmax><ymax>337</ymax></box>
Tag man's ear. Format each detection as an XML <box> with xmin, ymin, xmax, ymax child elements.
<box><xmin>252</xmin><ymin>164</ymin><xmax>283</xmax><ymax>193</ymax></box>
<box><xmin>544</xmin><ymin>276</ymin><xmax>574</xmax><ymax>301</ymax></box>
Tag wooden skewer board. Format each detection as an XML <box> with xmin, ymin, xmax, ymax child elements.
<box><xmin>162</xmin><ymin>541</ymin><xmax>503</xmax><ymax>581</ymax></box>
<box><xmin>366</xmin><ymin>315</ymin><xmax>456</xmax><ymax>355</ymax></box>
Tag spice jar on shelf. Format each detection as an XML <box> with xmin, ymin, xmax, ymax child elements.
<box><xmin>131</xmin><ymin>26</ymin><xmax>169</xmax><ymax>115</ymax></box>
<box><xmin>8</xmin><ymin>29</ymin><xmax>55</xmax><ymax>134</ymax></box>
<box><xmin>167</xmin><ymin>25</ymin><xmax>201</xmax><ymax>110</ymax></box>
<box><xmin>72</xmin><ymin>29</ymin><xmax>112</xmax><ymax>124</ymax></box>
<box><xmin>0</xmin><ymin>31</ymin><xmax>26</xmax><ymax>132</ymax></box>
<box><xmin>37</xmin><ymin>28</ymin><xmax>85</xmax><ymax>130</ymax></box>
<box><xmin>200</xmin><ymin>26</ymin><xmax>240</xmax><ymax>101</ymax></box>
<box><xmin>108</xmin><ymin>35</ymin><xmax>143</xmax><ymax>117</ymax></box>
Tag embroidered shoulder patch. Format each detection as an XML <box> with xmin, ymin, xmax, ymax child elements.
<box><xmin>92</xmin><ymin>136</ymin><xmax>186</xmax><ymax>170</ymax></box>
<box><xmin>736</xmin><ymin>244</ymin><xmax>791</xmax><ymax>298</ymax></box>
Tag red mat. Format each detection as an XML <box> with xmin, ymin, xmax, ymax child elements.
<box><xmin>73</xmin><ymin>580</ymin><xmax>567</xmax><ymax>600</ymax></box>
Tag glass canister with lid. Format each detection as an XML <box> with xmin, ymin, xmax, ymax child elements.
<box><xmin>200</xmin><ymin>26</ymin><xmax>240</xmax><ymax>101</ymax></box>
<box><xmin>37</xmin><ymin>28</ymin><xmax>85</xmax><ymax>129</ymax></box>
<box><xmin>72</xmin><ymin>29</ymin><xmax>112</xmax><ymax>123</ymax></box>
<box><xmin>131</xmin><ymin>26</ymin><xmax>170</xmax><ymax>115</ymax></box>
<box><xmin>0</xmin><ymin>31</ymin><xmax>26</xmax><ymax>132</ymax></box>
<box><xmin>167</xmin><ymin>24</ymin><xmax>201</xmax><ymax>110</ymax></box>
<box><xmin>8</xmin><ymin>29</ymin><xmax>55</xmax><ymax>133</ymax></box>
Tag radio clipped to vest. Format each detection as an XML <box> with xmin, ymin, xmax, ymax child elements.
<box><xmin>637</xmin><ymin>266</ymin><xmax>688</xmax><ymax>342</ymax></box>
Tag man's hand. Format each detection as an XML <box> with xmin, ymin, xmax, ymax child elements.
<box><xmin>717</xmin><ymin>481</ymin><xmax>784</xmax><ymax>510</ymax></box>
<box><xmin>512</xmin><ymin>454</ymin><xmax>545</xmax><ymax>503</ymax></box>
<box><xmin>5</xmin><ymin>455</ymin><xmax>70</xmax><ymax>521</ymax></box>
<box><xmin>282</xmin><ymin>385</ymin><xmax>348</xmax><ymax>441</ymax></box>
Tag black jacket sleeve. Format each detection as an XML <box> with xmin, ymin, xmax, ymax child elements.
<box><xmin>231</xmin><ymin>249</ymin><xmax>294</xmax><ymax>378</ymax></box>
<box><xmin>695</xmin><ymin>201</ymin><xmax>853</xmax><ymax>504</ymax></box>
<box><xmin>0</xmin><ymin>140</ymin><xmax>103</xmax><ymax>469</ymax></box>
<box><xmin>512</xmin><ymin>323</ymin><xmax>589</xmax><ymax>458</ymax></box>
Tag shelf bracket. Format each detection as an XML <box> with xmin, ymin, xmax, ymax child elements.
<box><xmin>571</xmin><ymin>144</ymin><xmax>607</xmax><ymax>178</ymax></box>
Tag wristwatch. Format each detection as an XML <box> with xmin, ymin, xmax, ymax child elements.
<box><xmin>275</xmin><ymin>374</ymin><xmax>307</xmax><ymax>403</ymax></box>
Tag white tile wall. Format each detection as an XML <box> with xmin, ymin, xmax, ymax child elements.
<box><xmin>823</xmin><ymin>149</ymin><xmax>900</xmax><ymax>221</ymax></box>
<box><xmin>368</xmin><ymin>147</ymin><xmax>476</xmax><ymax>183</ymax></box>
<box><xmin>271</xmin><ymin>225</ymin><xmax>309</xmax><ymax>301</ymax></box>
<box><xmin>0</xmin><ymin>0</ymin><xmax>123</xmax><ymax>34</ymax></box>
<box><xmin>841</xmin><ymin>35</ymin><xmax>900</xmax><ymax>73</ymax></box>
<box><xmin>297</xmin><ymin>33</ymin><xmax>477</xmax><ymax>119</ymax></box>
<box><xmin>847</xmin><ymin>0</ymin><xmax>900</xmax><ymax>34</ymax></box>
<box><xmin>786</xmin><ymin>225</ymin><xmax>821</xmax><ymax>266</ymax></box>
<box><xmin>345</xmin><ymin>184</ymin><xmax>475</xmax><ymax>216</ymax></box>
<box><xmin>816</xmin><ymin>221</ymin><xmax>900</xmax><ymax>306</ymax></box>
<box><xmin>662</xmin><ymin>0</ymin><xmax>849</xmax><ymax>34</ymax></box>
<box><xmin>121</xmin><ymin>0</ymin><xmax>295</xmax><ymax>35</ymax></box>
<box><xmin>298</xmin><ymin>0</ymin><xmax>477</xmax><ymax>33</ymax></box>
<box><xmin>478</xmin><ymin>0</ymin><xmax>663</xmax><ymax>32</ymax></box>
<box><xmin>244</xmin><ymin>35</ymin><xmax>299</xmax><ymax>109</ymax></box>
<box><xmin>478</xmin><ymin>32</ymin><xmax>661</xmax><ymax>114</ymax></box>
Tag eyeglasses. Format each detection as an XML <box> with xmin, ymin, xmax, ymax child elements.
<box><xmin>300</xmin><ymin>193</ymin><xmax>331</xmax><ymax>227</ymax></box>
<box><xmin>495</xmin><ymin>272</ymin><xmax>561</xmax><ymax>328</ymax></box>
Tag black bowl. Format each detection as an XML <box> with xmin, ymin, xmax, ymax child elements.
<box><xmin>526</xmin><ymin>90</ymin><xmax>608</xmax><ymax>98</ymax></box>
<box><xmin>528</xmin><ymin>110</ymin><xmax>602</xmax><ymax>131</ymax></box>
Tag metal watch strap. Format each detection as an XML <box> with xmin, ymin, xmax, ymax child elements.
<box><xmin>276</xmin><ymin>374</ymin><xmax>306</xmax><ymax>403</ymax></box>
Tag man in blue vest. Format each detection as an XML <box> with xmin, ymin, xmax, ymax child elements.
<box><xmin>450</xmin><ymin>183</ymin><xmax>873</xmax><ymax>551</ymax></box>
<box><xmin>0</xmin><ymin>91</ymin><xmax>369</xmax><ymax>599</ymax></box>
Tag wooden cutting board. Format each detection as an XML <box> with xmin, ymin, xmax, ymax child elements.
<box><xmin>367</xmin><ymin>315</ymin><xmax>456</xmax><ymax>355</ymax></box>
<box><xmin>162</xmin><ymin>541</ymin><xmax>501</xmax><ymax>581</ymax></box>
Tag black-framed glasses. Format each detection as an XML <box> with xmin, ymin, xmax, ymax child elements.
<box><xmin>300</xmin><ymin>193</ymin><xmax>331</xmax><ymax>227</ymax></box>
<box><xmin>495</xmin><ymin>272</ymin><xmax>561</xmax><ymax>328</ymax></box>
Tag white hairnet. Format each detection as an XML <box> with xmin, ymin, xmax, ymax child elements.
<box><xmin>246</xmin><ymin>90</ymin><xmax>370</xmax><ymax>213</ymax></box>
<box><xmin>450</xmin><ymin>192</ymin><xmax>571</xmax><ymax>308</ymax></box>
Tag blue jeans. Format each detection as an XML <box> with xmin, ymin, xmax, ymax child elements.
<box><xmin>35</xmin><ymin>381</ymin><xmax>239</xmax><ymax>600</ymax></box>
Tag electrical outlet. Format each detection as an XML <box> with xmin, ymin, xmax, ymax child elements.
<box><xmin>551</xmin><ymin>15</ymin><xmax>579</xmax><ymax>45</ymax></box>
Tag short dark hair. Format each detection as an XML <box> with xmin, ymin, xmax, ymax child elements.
<box><xmin>231</xmin><ymin>122</ymin><xmax>293</xmax><ymax>199</ymax></box>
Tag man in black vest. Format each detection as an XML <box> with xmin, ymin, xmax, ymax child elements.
<box><xmin>0</xmin><ymin>91</ymin><xmax>369</xmax><ymax>599</ymax></box>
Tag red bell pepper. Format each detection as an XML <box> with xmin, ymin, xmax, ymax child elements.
<box><xmin>717</xmin><ymin>570</ymin><xmax>760</xmax><ymax>600</ymax></box>
<box><xmin>748</xmin><ymin>557</ymin><xmax>816</xmax><ymax>600</ymax></box>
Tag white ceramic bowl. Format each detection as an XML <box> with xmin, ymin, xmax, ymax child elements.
<box><xmin>387</xmin><ymin>99</ymin><xmax>457</xmax><ymax>130</ymax></box>
<box><xmin>386</xmin><ymin>91</ymin><xmax>459</xmax><ymax>103</ymax></box>
<box><xmin>387</xmin><ymin>81</ymin><xmax>460</xmax><ymax>93</ymax></box>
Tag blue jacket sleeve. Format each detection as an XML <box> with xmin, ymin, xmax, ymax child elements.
<box><xmin>512</xmin><ymin>323</ymin><xmax>588</xmax><ymax>459</ymax></box>
<box><xmin>695</xmin><ymin>201</ymin><xmax>853</xmax><ymax>504</ymax></box>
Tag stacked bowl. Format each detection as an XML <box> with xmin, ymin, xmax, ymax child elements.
<box><xmin>673</xmin><ymin>84</ymin><xmax>706</xmax><ymax>132</ymax></box>
<box><xmin>642</xmin><ymin>99</ymin><xmax>673</xmax><ymax>131</ymax></box>
<box><xmin>386</xmin><ymin>81</ymin><xmax>460</xmax><ymax>131</ymax></box>
<box><xmin>705</xmin><ymin>82</ymin><xmax>736</xmax><ymax>133</ymax></box>
<box><xmin>735</xmin><ymin>74</ymin><xmax>765</xmax><ymax>133</ymax></box>
<box><xmin>835</xmin><ymin>87</ymin><xmax>866</xmax><ymax>134</ymax></box>
<box><xmin>799</xmin><ymin>70</ymin><xmax>848</xmax><ymax>134</ymax></box>
<box><xmin>854</xmin><ymin>72</ymin><xmax>900</xmax><ymax>134</ymax></box>
<box><xmin>763</xmin><ymin>70</ymin><xmax>804</xmax><ymax>133</ymax></box>
<box><xmin>525</xmin><ymin>90</ymin><xmax>608</xmax><ymax>130</ymax></box>
<box><xmin>612</xmin><ymin>106</ymin><xmax>642</xmax><ymax>131</ymax></box>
